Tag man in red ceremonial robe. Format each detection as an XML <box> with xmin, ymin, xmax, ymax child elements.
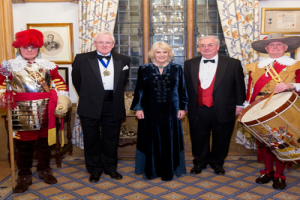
<box><xmin>245</xmin><ymin>33</ymin><xmax>300</xmax><ymax>189</ymax></box>
<box><xmin>184</xmin><ymin>35</ymin><xmax>245</xmax><ymax>175</ymax></box>
<box><xmin>0</xmin><ymin>29</ymin><xmax>71</xmax><ymax>193</ymax></box>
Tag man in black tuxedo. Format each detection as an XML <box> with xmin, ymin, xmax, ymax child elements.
<box><xmin>72</xmin><ymin>32</ymin><xmax>130</xmax><ymax>182</ymax></box>
<box><xmin>184</xmin><ymin>35</ymin><xmax>245</xmax><ymax>175</ymax></box>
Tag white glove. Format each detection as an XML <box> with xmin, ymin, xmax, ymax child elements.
<box><xmin>55</xmin><ymin>95</ymin><xmax>71</xmax><ymax>115</ymax></box>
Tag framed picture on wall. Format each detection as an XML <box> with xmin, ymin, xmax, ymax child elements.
<box><xmin>57</xmin><ymin>67</ymin><xmax>69</xmax><ymax>87</ymax></box>
<box><xmin>27</xmin><ymin>23</ymin><xmax>74</xmax><ymax>64</ymax></box>
<box><xmin>261</xmin><ymin>8</ymin><xmax>300</xmax><ymax>34</ymax></box>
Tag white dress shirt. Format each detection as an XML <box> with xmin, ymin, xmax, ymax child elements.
<box><xmin>97</xmin><ymin>52</ymin><xmax>114</xmax><ymax>90</ymax></box>
<box><xmin>199</xmin><ymin>55</ymin><xmax>219</xmax><ymax>89</ymax></box>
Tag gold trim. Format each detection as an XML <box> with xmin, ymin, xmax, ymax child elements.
<box><xmin>55</xmin><ymin>81</ymin><xmax>65</xmax><ymax>85</ymax></box>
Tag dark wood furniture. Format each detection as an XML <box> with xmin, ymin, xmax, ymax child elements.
<box><xmin>54</xmin><ymin>107</ymin><xmax>73</xmax><ymax>167</ymax></box>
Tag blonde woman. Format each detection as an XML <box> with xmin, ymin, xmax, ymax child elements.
<box><xmin>131</xmin><ymin>41</ymin><xmax>188</xmax><ymax>181</ymax></box>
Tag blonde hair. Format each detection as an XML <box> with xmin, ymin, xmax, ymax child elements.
<box><xmin>198</xmin><ymin>35</ymin><xmax>220</xmax><ymax>46</ymax></box>
<box><xmin>148</xmin><ymin>41</ymin><xmax>174</xmax><ymax>63</ymax></box>
<box><xmin>93</xmin><ymin>31</ymin><xmax>115</xmax><ymax>43</ymax></box>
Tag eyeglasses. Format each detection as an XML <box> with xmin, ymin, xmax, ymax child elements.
<box><xmin>267</xmin><ymin>43</ymin><xmax>286</xmax><ymax>48</ymax></box>
<box><xmin>20</xmin><ymin>46</ymin><xmax>38</xmax><ymax>51</ymax></box>
<box><xmin>94</xmin><ymin>41</ymin><xmax>113</xmax><ymax>45</ymax></box>
<box><xmin>200</xmin><ymin>44</ymin><xmax>216</xmax><ymax>48</ymax></box>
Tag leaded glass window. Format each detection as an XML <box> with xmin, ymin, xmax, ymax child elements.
<box><xmin>113</xmin><ymin>0</ymin><xmax>142</xmax><ymax>90</ymax></box>
<box><xmin>150</xmin><ymin>0</ymin><xmax>186</xmax><ymax>67</ymax></box>
<box><xmin>195</xmin><ymin>0</ymin><xmax>228</xmax><ymax>57</ymax></box>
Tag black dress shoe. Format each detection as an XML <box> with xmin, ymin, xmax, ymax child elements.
<box><xmin>89</xmin><ymin>173</ymin><xmax>101</xmax><ymax>183</ymax></box>
<box><xmin>273</xmin><ymin>178</ymin><xmax>286</xmax><ymax>190</ymax></box>
<box><xmin>190</xmin><ymin>165</ymin><xmax>207</xmax><ymax>174</ymax></box>
<box><xmin>255</xmin><ymin>171</ymin><xmax>274</xmax><ymax>184</ymax></box>
<box><xmin>105</xmin><ymin>171</ymin><xmax>123</xmax><ymax>180</ymax></box>
<box><xmin>213</xmin><ymin>166</ymin><xmax>225</xmax><ymax>175</ymax></box>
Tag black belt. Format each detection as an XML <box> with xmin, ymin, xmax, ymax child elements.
<box><xmin>258</xmin><ymin>92</ymin><xmax>271</xmax><ymax>96</ymax></box>
<box><xmin>103</xmin><ymin>90</ymin><xmax>113</xmax><ymax>102</ymax></box>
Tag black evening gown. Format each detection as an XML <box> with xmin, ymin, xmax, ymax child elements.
<box><xmin>131</xmin><ymin>62</ymin><xmax>188</xmax><ymax>181</ymax></box>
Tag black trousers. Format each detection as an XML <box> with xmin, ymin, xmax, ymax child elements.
<box><xmin>189</xmin><ymin>105</ymin><xmax>235</xmax><ymax>168</ymax></box>
<box><xmin>80</xmin><ymin>101</ymin><xmax>121</xmax><ymax>174</ymax></box>
<box><xmin>16</xmin><ymin>137</ymin><xmax>51</xmax><ymax>176</ymax></box>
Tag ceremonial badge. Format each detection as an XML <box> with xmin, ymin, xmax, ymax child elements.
<box><xmin>103</xmin><ymin>69</ymin><xmax>110</xmax><ymax>76</ymax></box>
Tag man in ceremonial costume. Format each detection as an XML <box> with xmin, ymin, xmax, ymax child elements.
<box><xmin>246</xmin><ymin>33</ymin><xmax>300</xmax><ymax>189</ymax></box>
<box><xmin>0</xmin><ymin>29</ymin><xmax>71</xmax><ymax>193</ymax></box>
<box><xmin>72</xmin><ymin>32</ymin><xmax>130</xmax><ymax>182</ymax></box>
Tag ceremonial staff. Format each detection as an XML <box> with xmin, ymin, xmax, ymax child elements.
<box><xmin>0</xmin><ymin>60</ymin><xmax>16</xmax><ymax>192</ymax></box>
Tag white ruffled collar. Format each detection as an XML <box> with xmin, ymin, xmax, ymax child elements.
<box><xmin>8</xmin><ymin>56</ymin><xmax>56</xmax><ymax>72</ymax></box>
<box><xmin>258</xmin><ymin>55</ymin><xmax>297</xmax><ymax>68</ymax></box>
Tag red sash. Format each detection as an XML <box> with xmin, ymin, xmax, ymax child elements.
<box><xmin>250</xmin><ymin>62</ymin><xmax>286</xmax><ymax>103</ymax></box>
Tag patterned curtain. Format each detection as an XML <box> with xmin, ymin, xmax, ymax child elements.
<box><xmin>217</xmin><ymin>0</ymin><xmax>260</xmax><ymax>149</ymax></box>
<box><xmin>12</xmin><ymin>0</ymin><xmax>78</xmax><ymax>3</ymax></box>
<box><xmin>72</xmin><ymin>0</ymin><xmax>119</xmax><ymax>149</ymax></box>
<box><xmin>78</xmin><ymin>0</ymin><xmax>119</xmax><ymax>53</ymax></box>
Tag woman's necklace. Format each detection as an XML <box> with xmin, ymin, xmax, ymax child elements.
<box><xmin>154</xmin><ymin>61</ymin><xmax>169</xmax><ymax>69</ymax></box>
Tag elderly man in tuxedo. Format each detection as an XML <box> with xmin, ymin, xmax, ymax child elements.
<box><xmin>184</xmin><ymin>35</ymin><xmax>245</xmax><ymax>175</ymax></box>
<box><xmin>72</xmin><ymin>32</ymin><xmax>130</xmax><ymax>182</ymax></box>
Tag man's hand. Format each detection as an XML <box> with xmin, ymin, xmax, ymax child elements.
<box><xmin>274</xmin><ymin>82</ymin><xmax>294</xmax><ymax>93</ymax></box>
<box><xmin>55</xmin><ymin>102</ymin><xmax>68</xmax><ymax>115</ymax></box>
<box><xmin>55</xmin><ymin>95</ymin><xmax>71</xmax><ymax>116</ymax></box>
<box><xmin>236</xmin><ymin>106</ymin><xmax>244</xmax><ymax>116</ymax></box>
<box><xmin>177</xmin><ymin>110</ymin><xmax>186</xmax><ymax>119</ymax></box>
<box><xmin>135</xmin><ymin>110</ymin><xmax>144</xmax><ymax>119</ymax></box>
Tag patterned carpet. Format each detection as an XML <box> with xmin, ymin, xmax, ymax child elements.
<box><xmin>1</xmin><ymin>156</ymin><xmax>300</xmax><ymax>200</ymax></box>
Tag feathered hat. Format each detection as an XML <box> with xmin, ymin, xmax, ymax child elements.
<box><xmin>12</xmin><ymin>29</ymin><xmax>44</xmax><ymax>48</ymax></box>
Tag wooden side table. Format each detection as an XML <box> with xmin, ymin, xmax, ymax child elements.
<box><xmin>3</xmin><ymin>107</ymin><xmax>73</xmax><ymax>168</ymax></box>
<box><xmin>54</xmin><ymin>107</ymin><xmax>73</xmax><ymax>167</ymax></box>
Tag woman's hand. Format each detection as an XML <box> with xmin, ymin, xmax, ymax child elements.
<box><xmin>135</xmin><ymin>110</ymin><xmax>144</xmax><ymax>119</ymax></box>
<box><xmin>177</xmin><ymin>110</ymin><xmax>186</xmax><ymax>120</ymax></box>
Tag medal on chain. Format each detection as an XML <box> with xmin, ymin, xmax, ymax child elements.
<box><xmin>99</xmin><ymin>54</ymin><xmax>111</xmax><ymax>76</ymax></box>
<box><xmin>103</xmin><ymin>69</ymin><xmax>110</xmax><ymax>76</ymax></box>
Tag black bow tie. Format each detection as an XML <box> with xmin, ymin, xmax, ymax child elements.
<box><xmin>98</xmin><ymin>55</ymin><xmax>111</xmax><ymax>61</ymax></box>
<box><xmin>204</xmin><ymin>59</ymin><xmax>215</xmax><ymax>63</ymax></box>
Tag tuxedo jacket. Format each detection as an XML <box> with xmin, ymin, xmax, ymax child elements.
<box><xmin>183</xmin><ymin>55</ymin><xmax>245</xmax><ymax>123</ymax></box>
<box><xmin>72</xmin><ymin>50</ymin><xmax>130</xmax><ymax>120</ymax></box>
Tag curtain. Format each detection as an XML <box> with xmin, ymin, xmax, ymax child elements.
<box><xmin>72</xmin><ymin>0</ymin><xmax>119</xmax><ymax>149</ymax></box>
<box><xmin>12</xmin><ymin>0</ymin><xmax>78</xmax><ymax>3</ymax></box>
<box><xmin>0</xmin><ymin>0</ymin><xmax>14</xmax><ymax>62</ymax></box>
<box><xmin>217</xmin><ymin>0</ymin><xmax>259</xmax><ymax>149</ymax></box>
<box><xmin>78</xmin><ymin>0</ymin><xmax>119</xmax><ymax>53</ymax></box>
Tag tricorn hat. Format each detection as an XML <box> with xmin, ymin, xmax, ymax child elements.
<box><xmin>12</xmin><ymin>29</ymin><xmax>44</xmax><ymax>48</ymax></box>
<box><xmin>251</xmin><ymin>33</ymin><xmax>300</xmax><ymax>53</ymax></box>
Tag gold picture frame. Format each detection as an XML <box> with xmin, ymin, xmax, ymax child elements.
<box><xmin>27</xmin><ymin>23</ymin><xmax>74</xmax><ymax>64</ymax></box>
<box><xmin>261</xmin><ymin>8</ymin><xmax>300</xmax><ymax>34</ymax></box>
